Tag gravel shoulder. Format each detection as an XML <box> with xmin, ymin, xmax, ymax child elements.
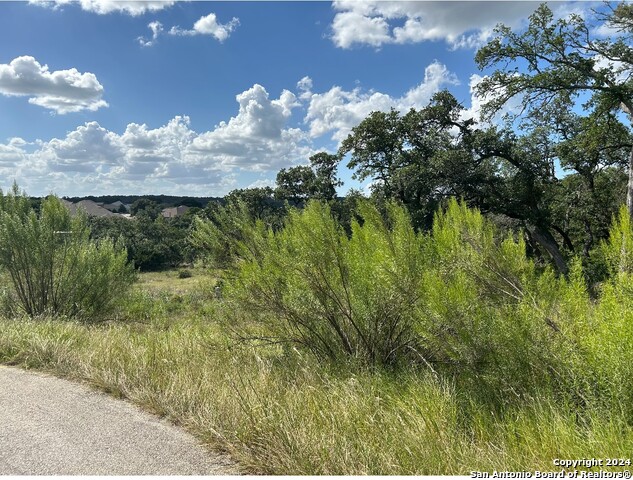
<box><xmin>0</xmin><ymin>365</ymin><xmax>238</xmax><ymax>475</ymax></box>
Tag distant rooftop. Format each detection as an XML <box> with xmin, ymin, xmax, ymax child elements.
<box><xmin>61</xmin><ymin>199</ymin><xmax>129</xmax><ymax>218</ymax></box>
<box><xmin>161</xmin><ymin>205</ymin><xmax>190</xmax><ymax>218</ymax></box>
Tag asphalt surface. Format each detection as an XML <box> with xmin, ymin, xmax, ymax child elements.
<box><xmin>0</xmin><ymin>365</ymin><xmax>238</xmax><ymax>475</ymax></box>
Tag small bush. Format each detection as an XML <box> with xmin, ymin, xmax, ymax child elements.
<box><xmin>178</xmin><ymin>269</ymin><xmax>193</xmax><ymax>279</ymax></box>
<box><xmin>0</xmin><ymin>186</ymin><xmax>136</xmax><ymax>321</ymax></box>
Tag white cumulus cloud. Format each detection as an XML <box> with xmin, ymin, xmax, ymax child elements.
<box><xmin>303</xmin><ymin>61</ymin><xmax>459</xmax><ymax>141</ymax></box>
<box><xmin>46</xmin><ymin>122</ymin><xmax>123</xmax><ymax>171</ymax></box>
<box><xmin>169</xmin><ymin>12</ymin><xmax>240</xmax><ymax>42</ymax></box>
<box><xmin>189</xmin><ymin>84</ymin><xmax>310</xmax><ymax>170</ymax></box>
<box><xmin>137</xmin><ymin>21</ymin><xmax>164</xmax><ymax>47</ymax></box>
<box><xmin>331</xmin><ymin>9</ymin><xmax>391</xmax><ymax>49</ymax></box>
<box><xmin>0</xmin><ymin>84</ymin><xmax>312</xmax><ymax>195</ymax></box>
<box><xmin>0</xmin><ymin>56</ymin><xmax>107</xmax><ymax>114</ymax></box>
<box><xmin>330</xmin><ymin>1</ymin><xmax>541</xmax><ymax>49</ymax></box>
<box><xmin>29</xmin><ymin>0</ymin><xmax>176</xmax><ymax>16</ymax></box>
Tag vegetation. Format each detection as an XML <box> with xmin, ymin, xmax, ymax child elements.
<box><xmin>88</xmin><ymin>209</ymin><xmax>199</xmax><ymax>271</ymax></box>
<box><xmin>475</xmin><ymin>2</ymin><xmax>633</xmax><ymax>215</ymax></box>
<box><xmin>3</xmin><ymin>207</ymin><xmax>633</xmax><ymax>472</ymax></box>
<box><xmin>275</xmin><ymin>151</ymin><xmax>342</xmax><ymax>204</ymax></box>
<box><xmin>193</xmin><ymin>196</ymin><xmax>633</xmax><ymax>412</ymax></box>
<box><xmin>0</xmin><ymin>186</ymin><xmax>135</xmax><ymax>320</ymax></box>
<box><xmin>2</xmin><ymin>2</ymin><xmax>633</xmax><ymax>475</ymax></box>
<box><xmin>62</xmin><ymin>194</ymin><xmax>218</xmax><ymax>209</ymax></box>
<box><xmin>220</xmin><ymin>200</ymin><xmax>425</xmax><ymax>367</ymax></box>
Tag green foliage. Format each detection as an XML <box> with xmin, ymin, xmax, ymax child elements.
<box><xmin>204</xmin><ymin>198</ymin><xmax>579</xmax><ymax>395</ymax></box>
<box><xmin>475</xmin><ymin>4</ymin><xmax>633</xmax><ymax>120</ymax></box>
<box><xmin>583</xmin><ymin>274</ymin><xmax>633</xmax><ymax>420</ymax></box>
<box><xmin>337</xmin><ymin>93</ymin><xmax>578</xmax><ymax>275</ymax></box>
<box><xmin>130</xmin><ymin>198</ymin><xmax>162</xmax><ymax>220</ymax></box>
<box><xmin>222</xmin><ymin>187</ymin><xmax>287</xmax><ymax>230</ymax></box>
<box><xmin>178</xmin><ymin>269</ymin><xmax>193</xmax><ymax>279</ymax></box>
<box><xmin>318</xmin><ymin>4</ymin><xmax>633</xmax><ymax>274</ymax></box>
<box><xmin>596</xmin><ymin>205</ymin><xmax>633</xmax><ymax>277</ymax></box>
<box><xmin>191</xmin><ymin>200</ymin><xmax>269</xmax><ymax>269</ymax></box>
<box><xmin>309</xmin><ymin>151</ymin><xmax>343</xmax><ymax>200</ymax></box>
<box><xmin>421</xmin><ymin>200</ymin><xmax>583</xmax><ymax>401</ymax></box>
<box><xmin>554</xmin><ymin>209</ymin><xmax>633</xmax><ymax>420</ymax></box>
<box><xmin>89</xmin><ymin>214</ymin><xmax>194</xmax><ymax>271</ymax></box>
<box><xmin>550</xmin><ymin>168</ymin><xmax>627</xmax><ymax>265</ymax></box>
<box><xmin>275</xmin><ymin>152</ymin><xmax>342</xmax><ymax>204</ymax></box>
<box><xmin>474</xmin><ymin>1</ymin><xmax>633</xmax><ymax>243</ymax></box>
<box><xmin>222</xmin><ymin>200</ymin><xmax>425</xmax><ymax>367</ymax></box>
<box><xmin>5</xmin><ymin>258</ymin><xmax>633</xmax><ymax>473</ymax></box>
<box><xmin>0</xmin><ymin>186</ymin><xmax>135</xmax><ymax>320</ymax></box>
<box><xmin>275</xmin><ymin>166</ymin><xmax>318</xmax><ymax>203</ymax></box>
<box><xmin>194</xmin><ymin>196</ymin><xmax>633</xmax><ymax>415</ymax></box>
<box><xmin>127</xmin><ymin>217</ymin><xmax>189</xmax><ymax>270</ymax></box>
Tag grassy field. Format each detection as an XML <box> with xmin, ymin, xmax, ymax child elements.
<box><xmin>1</xmin><ymin>268</ymin><xmax>633</xmax><ymax>474</ymax></box>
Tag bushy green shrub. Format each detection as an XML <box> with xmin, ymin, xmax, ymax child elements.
<box><xmin>178</xmin><ymin>269</ymin><xmax>193</xmax><ymax>279</ymax></box>
<box><xmin>211</xmin><ymin>200</ymin><xmax>426</xmax><ymax>367</ymax></box>
<box><xmin>198</xmin><ymin>197</ymin><xmax>633</xmax><ymax>410</ymax></box>
<box><xmin>414</xmin><ymin>200</ymin><xmax>588</xmax><ymax>402</ymax></box>
<box><xmin>191</xmin><ymin>201</ymin><xmax>270</xmax><ymax>269</ymax></box>
<box><xmin>573</xmin><ymin>207</ymin><xmax>633</xmax><ymax>419</ymax></box>
<box><xmin>597</xmin><ymin>205</ymin><xmax>633</xmax><ymax>276</ymax></box>
<box><xmin>0</xmin><ymin>186</ymin><xmax>135</xmax><ymax>320</ymax></box>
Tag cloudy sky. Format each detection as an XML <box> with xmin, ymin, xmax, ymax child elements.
<box><xmin>0</xmin><ymin>1</ymin><xmax>599</xmax><ymax>197</ymax></box>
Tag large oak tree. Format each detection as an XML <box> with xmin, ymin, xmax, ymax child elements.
<box><xmin>475</xmin><ymin>3</ymin><xmax>633</xmax><ymax>215</ymax></box>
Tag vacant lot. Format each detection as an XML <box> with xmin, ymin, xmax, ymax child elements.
<box><xmin>1</xmin><ymin>266</ymin><xmax>633</xmax><ymax>475</ymax></box>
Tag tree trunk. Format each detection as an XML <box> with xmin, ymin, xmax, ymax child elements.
<box><xmin>626</xmin><ymin>142</ymin><xmax>633</xmax><ymax>218</ymax></box>
<box><xmin>551</xmin><ymin>225</ymin><xmax>574</xmax><ymax>253</ymax></box>
<box><xmin>583</xmin><ymin>220</ymin><xmax>594</xmax><ymax>259</ymax></box>
<box><xmin>618</xmin><ymin>144</ymin><xmax>633</xmax><ymax>274</ymax></box>
<box><xmin>529</xmin><ymin>225</ymin><xmax>569</xmax><ymax>275</ymax></box>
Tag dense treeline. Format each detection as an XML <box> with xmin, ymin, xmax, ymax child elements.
<box><xmin>88</xmin><ymin>213</ymin><xmax>198</xmax><ymax>271</ymax></box>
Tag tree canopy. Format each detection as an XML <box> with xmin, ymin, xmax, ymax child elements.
<box><xmin>475</xmin><ymin>3</ymin><xmax>633</xmax><ymax>214</ymax></box>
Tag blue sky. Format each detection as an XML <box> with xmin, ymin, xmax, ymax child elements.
<box><xmin>0</xmin><ymin>1</ymin><xmax>599</xmax><ymax>197</ymax></box>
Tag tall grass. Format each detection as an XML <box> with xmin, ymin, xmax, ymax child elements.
<box><xmin>1</xmin><ymin>311</ymin><xmax>633</xmax><ymax>475</ymax></box>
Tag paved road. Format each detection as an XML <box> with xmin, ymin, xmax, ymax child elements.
<box><xmin>0</xmin><ymin>365</ymin><xmax>237</xmax><ymax>475</ymax></box>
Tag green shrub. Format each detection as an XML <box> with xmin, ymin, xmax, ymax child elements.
<box><xmin>597</xmin><ymin>205</ymin><xmax>633</xmax><ymax>277</ymax></box>
<box><xmin>216</xmin><ymin>200</ymin><xmax>426</xmax><ymax>367</ymax></box>
<box><xmin>178</xmin><ymin>269</ymin><xmax>193</xmax><ymax>279</ymax></box>
<box><xmin>203</xmin><ymin>198</ymin><xmax>584</xmax><ymax>402</ymax></box>
<box><xmin>0</xmin><ymin>186</ymin><xmax>136</xmax><ymax>320</ymax></box>
<box><xmin>414</xmin><ymin>200</ymin><xmax>587</xmax><ymax>403</ymax></box>
<box><xmin>574</xmin><ymin>207</ymin><xmax>633</xmax><ymax>419</ymax></box>
<box><xmin>191</xmin><ymin>201</ymin><xmax>270</xmax><ymax>269</ymax></box>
